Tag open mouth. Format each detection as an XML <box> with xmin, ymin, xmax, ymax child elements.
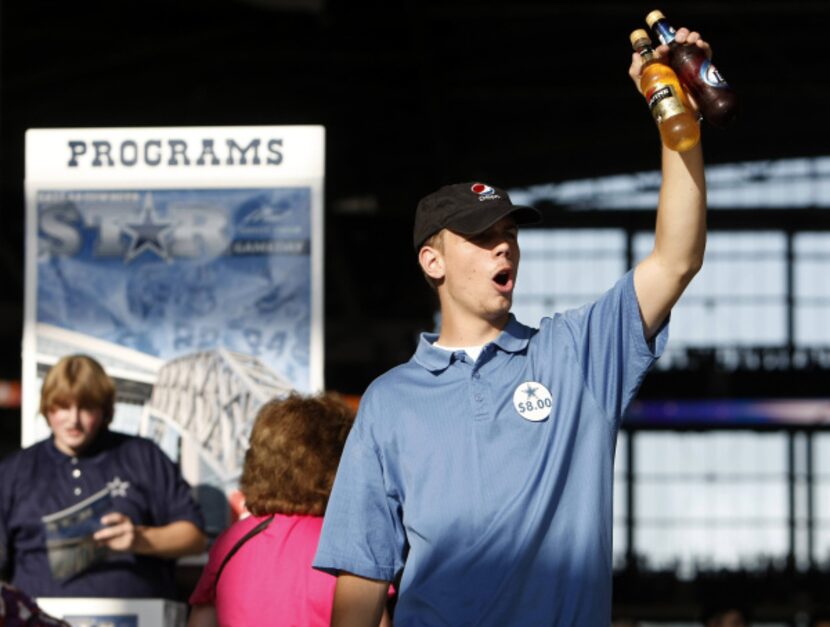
<box><xmin>492</xmin><ymin>268</ymin><xmax>514</xmax><ymax>292</ymax></box>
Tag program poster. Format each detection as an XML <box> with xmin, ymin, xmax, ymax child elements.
<box><xmin>24</xmin><ymin>127</ymin><xmax>324</xmax><ymax>534</ymax></box>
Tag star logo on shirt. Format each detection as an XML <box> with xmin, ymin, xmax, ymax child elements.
<box><xmin>123</xmin><ymin>193</ymin><xmax>174</xmax><ymax>262</ymax></box>
<box><xmin>523</xmin><ymin>384</ymin><xmax>538</xmax><ymax>400</ymax></box>
<box><xmin>107</xmin><ymin>476</ymin><xmax>131</xmax><ymax>498</ymax></box>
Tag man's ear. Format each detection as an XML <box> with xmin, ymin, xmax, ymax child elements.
<box><xmin>419</xmin><ymin>245</ymin><xmax>445</xmax><ymax>281</ymax></box>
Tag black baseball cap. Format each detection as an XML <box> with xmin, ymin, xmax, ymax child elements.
<box><xmin>413</xmin><ymin>182</ymin><xmax>541</xmax><ymax>250</ymax></box>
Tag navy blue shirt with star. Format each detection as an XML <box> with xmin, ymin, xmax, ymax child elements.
<box><xmin>0</xmin><ymin>430</ymin><xmax>204</xmax><ymax>598</ymax></box>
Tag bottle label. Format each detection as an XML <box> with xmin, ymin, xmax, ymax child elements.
<box><xmin>700</xmin><ymin>59</ymin><xmax>729</xmax><ymax>87</ymax></box>
<box><xmin>652</xmin><ymin>21</ymin><xmax>676</xmax><ymax>45</ymax></box>
<box><xmin>646</xmin><ymin>85</ymin><xmax>686</xmax><ymax>123</ymax></box>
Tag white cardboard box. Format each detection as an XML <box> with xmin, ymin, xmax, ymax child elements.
<box><xmin>36</xmin><ymin>598</ymin><xmax>186</xmax><ymax>627</ymax></box>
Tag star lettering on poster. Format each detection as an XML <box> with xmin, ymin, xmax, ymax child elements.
<box><xmin>123</xmin><ymin>193</ymin><xmax>174</xmax><ymax>262</ymax></box>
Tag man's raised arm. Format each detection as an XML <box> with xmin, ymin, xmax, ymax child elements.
<box><xmin>632</xmin><ymin>27</ymin><xmax>709</xmax><ymax>339</ymax></box>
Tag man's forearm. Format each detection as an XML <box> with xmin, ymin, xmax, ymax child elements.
<box><xmin>133</xmin><ymin>520</ymin><xmax>207</xmax><ymax>558</ymax></box>
<box><xmin>633</xmin><ymin>141</ymin><xmax>707</xmax><ymax>337</ymax></box>
<box><xmin>654</xmin><ymin>142</ymin><xmax>707</xmax><ymax>277</ymax></box>
<box><xmin>187</xmin><ymin>605</ymin><xmax>218</xmax><ymax>627</ymax></box>
<box><xmin>331</xmin><ymin>573</ymin><xmax>389</xmax><ymax>627</ymax></box>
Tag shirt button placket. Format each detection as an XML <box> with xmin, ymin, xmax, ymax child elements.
<box><xmin>471</xmin><ymin>369</ymin><xmax>489</xmax><ymax>420</ymax></box>
<box><xmin>71</xmin><ymin>458</ymin><xmax>83</xmax><ymax>497</ymax></box>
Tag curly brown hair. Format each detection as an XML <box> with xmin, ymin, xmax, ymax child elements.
<box><xmin>240</xmin><ymin>392</ymin><xmax>355</xmax><ymax>517</ymax></box>
<box><xmin>40</xmin><ymin>354</ymin><xmax>116</xmax><ymax>423</ymax></box>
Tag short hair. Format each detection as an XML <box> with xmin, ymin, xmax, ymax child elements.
<box><xmin>240</xmin><ymin>392</ymin><xmax>355</xmax><ymax>516</ymax></box>
<box><xmin>40</xmin><ymin>354</ymin><xmax>116</xmax><ymax>423</ymax></box>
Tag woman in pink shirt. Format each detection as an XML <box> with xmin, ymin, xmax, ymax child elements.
<box><xmin>188</xmin><ymin>393</ymin><xmax>388</xmax><ymax>627</ymax></box>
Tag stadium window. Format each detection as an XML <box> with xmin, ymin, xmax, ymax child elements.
<box><xmin>632</xmin><ymin>432</ymin><xmax>789</xmax><ymax>577</ymax></box>
<box><xmin>794</xmin><ymin>232</ymin><xmax>830</xmax><ymax>347</ymax></box>
<box><xmin>513</xmin><ymin>229</ymin><xmax>626</xmax><ymax>326</ymax></box>
<box><xmin>633</xmin><ymin>232</ymin><xmax>787</xmax><ymax>369</ymax></box>
<box><xmin>815</xmin><ymin>433</ymin><xmax>830</xmax><ymax>567</ymax></box>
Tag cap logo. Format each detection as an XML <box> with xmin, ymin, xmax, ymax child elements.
<box><xmin>471</xmin><ymin>183</ymin><xmax>495</xmax><ymax>196</ymax></box>
<box><xmin>471</xmin><ymin>182</ymin><xmax>501</xmax><ymax>202</ymax></box>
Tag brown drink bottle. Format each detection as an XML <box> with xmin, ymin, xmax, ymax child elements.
<box><xmin>646</xmin><ymin>10</ymin><xmax>739</xmax><ymax>128</ymax></box>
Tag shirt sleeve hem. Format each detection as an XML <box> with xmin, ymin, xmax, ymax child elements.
<box><xmin>624</xmin><ymin>272</ymin><xmax>671</xmax><ymax>361</ymax></box>
<box><xmin>312</xmin><ymin>552</ymin><xmax>397</xmax><ymax>582</ymax></box>
<box><xmin>619</xmin><ymin>271</ymin><xmax>670</xmax><ymax>421</ymax></box>
<box><xmin>625</xmin><ymin>269</ymin><xmax>670</xmax><ymax>361</ymax></box>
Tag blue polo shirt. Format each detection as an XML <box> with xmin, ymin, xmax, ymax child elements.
<box><xmin>314</xmin><ymin>270</ymin><xmax>667</xmax><ymax>625</ymax></box>
<box><xmin>0</xmin><ymin>430</ymin><xmax>204</xmax><ymax>598</ymax></box>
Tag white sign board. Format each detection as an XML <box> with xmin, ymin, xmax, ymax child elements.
<box><xmin>24</xmin><ymin>126</ymin><xmax>325</xmax><ymax>533</ymax></box>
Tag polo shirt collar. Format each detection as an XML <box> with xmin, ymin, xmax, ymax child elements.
<box><xmin>413</xmin><ymin>314</ymin><xmax>532</xmax><ymax>372</ymax></box>
<box><xmin>491</xmin><ymin>314</ymin><xmax>533</xmax><ymax>353</ymax></box>
<box><xmin>45</xmin><ymin>429</ymin><xmax>115</xmax><ymax>462</ymax></box>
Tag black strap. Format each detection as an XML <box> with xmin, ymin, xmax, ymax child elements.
<box><xmin>213</xmin><ymin>514</ymin><xmax>275</xmax><ymax>592</ymax></box>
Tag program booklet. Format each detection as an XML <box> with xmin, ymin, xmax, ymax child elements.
<box><xmin>41</xmin><ymin>487</ymin><xmax>114</xmax><ymax>581</ymax></box>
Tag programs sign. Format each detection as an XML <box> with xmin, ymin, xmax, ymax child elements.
<box><xmin>24</xmin><ymin>126</ymin><xmax>324</xmax><ymax>533</ymax></box>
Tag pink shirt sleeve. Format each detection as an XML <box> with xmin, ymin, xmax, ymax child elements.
<box><xmin>189</xmin><ymin>544</ymin><xmax>222</xmax><ymax>605</ymax></box>
<box><xmin>189</xmin><ymin>523</ymin><xmax>243</xmax><ymax>605</ymax></box>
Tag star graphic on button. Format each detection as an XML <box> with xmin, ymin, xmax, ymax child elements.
<box><xmin>107</xmin><ymin>476</ymin><xmax>131</xmax><ymax>498</ymax></box>
<box><xmin>523</xmin><ymin>384</ymin><xmax>538</xmax><ymax>400</ymax></box>
<box><xmin>123</xmin><ymin>193</ymin><xmax>174</xmax><ymax>262</ymax></box>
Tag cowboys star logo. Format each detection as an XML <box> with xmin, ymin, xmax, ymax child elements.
<box><xmin>106</xmin><ymin>476</ymin><xmax>131</xmax><ymax>498</ymax></box>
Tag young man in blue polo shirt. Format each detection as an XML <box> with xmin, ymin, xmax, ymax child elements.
<box><xmin>315</xmin><ymin>28</ymin><xmax>710</xmax><ymax>625</ymax></box>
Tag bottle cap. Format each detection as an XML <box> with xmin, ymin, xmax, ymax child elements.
<box><xmin>630</xmin><ymin>29</ymin><xmax>651</xmax><ymax>48</ymax></box>
<box><xmin>645</xmin><ymin>10</ymin><xmax>666</xmax><ymax>28</ymax></box>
